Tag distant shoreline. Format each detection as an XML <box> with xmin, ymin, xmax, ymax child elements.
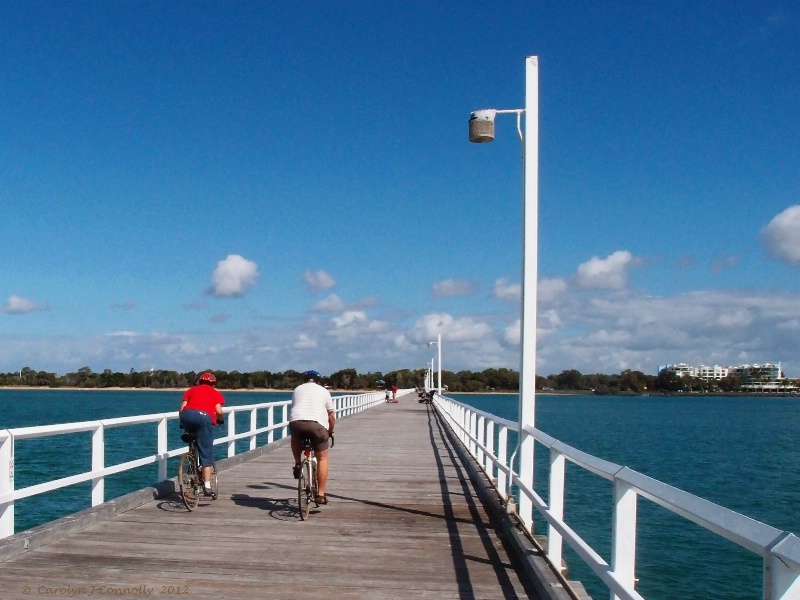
<box><xmin>0</xmin><ymin>386</ymin><xmax>573</xmax><ymax>395</ymax></box>
<box><xmin>0</xmin><ymin>386</ymin><xmax>521</xmax><ymax>394</ymax></box>
<box><xmin>6</xmin><ymin>386</ymin><xmax>789</xmax><ymax>397</ymax></box>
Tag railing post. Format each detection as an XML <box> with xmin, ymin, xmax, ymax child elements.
<box><xmin>469</xmin><ymin>411</ymin><xmax>477</xmax><ymax>456</ymax></box>
<box><xmin>227</xmin><ymin>410</ymin><xmax>236</xmax><ymax>458</ymax></box>
<box><xmin>485</xmin><ymin>420</ymin><xmax>495</xmax><ymax>478</ymax></box>
<box><xmin>157</xmin><ymin>416</ymin><xmax>168</xmax><ymax>482</ymax></box>
<box><xmin>548</xmin><ymin>449</ymin><xmax>565</xmax><ymax>573</ymax></box>
<box><xmin>477</xmin><ymin>415</ymin><xmax>486</xmax><ymax>468</ymax></box>
<box><xmin>497</xmin><ymin>426</ymin><xmax>508</xmax><ymax>501</ymax></box>
<box><xmin>267</xmin><ymin>406</ymin><xmax>274</xmax><ymax>444</ymax></box>
<box><xmin>91</xmin><ymin>424</ymin><xmax>104</xmax><ymax>506</ymax></box>
<box><xmin>769</xmin><ymin>534</ymin><xmax>800</xmax><ymax>600</ymax></box>
<box><xmin>611</xmin><ymin>479</ymin><xmax>638</xmax><ymax>600</ymax></box>
<box><xmin>0</xmin><ymin>431</ymin><xmax>14</xmax><ymax>538</ymax></box>
<box><xmin>249</xmin><ymin>408</ymin><xmax>257</xmax><ymax>450</ymax></box>
<box><xmin>282</xmin><ymin>405</ymin><xmax>289</xmax><ymax>438</ymax></box>
<box><xmin>518</xmin><ymin>429</ymin><xmax>535</xmax><ymax>531</ymax></box>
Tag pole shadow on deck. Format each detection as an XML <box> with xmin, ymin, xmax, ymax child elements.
<box><xmin>424</xmin><ymin>404</ymin><xmax>540</xmax><ymax>599</ymax></box>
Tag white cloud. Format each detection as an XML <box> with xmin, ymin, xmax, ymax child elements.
<box><xmin>504</xmin><ymin>319</ymin><xmax>520</xmax><ymax>345</ymax></box>
<box><xmin>1</xmin><ymin>295</ymin><xmax>38</xmax><ymax>314</ymax></box>
<box><xmin>413</xmin><ymin>313</ymin><xmax>493</xmax><ymax>343</ymax></box>
<box><xmin>492</xmin><ymin>278</ymin><xmax>521</xmax><ymax>302</ymax></box>
<box><xmin>762</xmin><ymin>205</ymin><xmax>800</xmax><ymax>264</ymax></box>
<box><xmin>7</xmin><ymin>277</ymin><xmax>800</xmax><ymax>380</ymax></box>
<box><xmin>313</xmin><ymin>294</ymin><xmax>345</xmax><ymax>312</ymax></box>
<box><xmin>328</xmin><ymin>311</ymin><xmax>389</xmax><ymax>340</ymax></box>
<box><xmin>575</xmin><ymin>250</ymin><xmax>635</xmax><ymax>290</ymax></box>
<box><xmin>716</xmin><ymin>309</ymin><xmax>753</xmax><ymax>328</ymax></box>
<box><xmin>304</xmin><ymin>269</ymin><xmax>336</xmax><ymax>291</ymax></box>
<box><xmin>293</xmin><ymin>333</ymin><xmax>318</xmax><ymax>349</ymax></box>
<box><xmin>331</xmin><ymin>311</ymin><xmax>368</xmax><ymax>328</ymax></box>
<box><xmin>538</xmin><ymin>278</ymin><xmax>568</xmax><ymax>303</ymax></box>
<box><xmin>534</xmin><ymin>288</ymin><xmax>800</xmax><ymax>376</ymax></box>
<box><xmin>209</xmin><ymin>255</ymin><xmax>259</xmax><ymax>297</ymax></box>
<box><xmin>432</xmin><ymin>279</ymin><xmax>474</xmax><ymax>297</ymax></box>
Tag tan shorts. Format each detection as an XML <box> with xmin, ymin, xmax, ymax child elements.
<box><xmin>289</xmin><ymin>420</ymin><xmax>330</xmax><ymax>453</ymax></box>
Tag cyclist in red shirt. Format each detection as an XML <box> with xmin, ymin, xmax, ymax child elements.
<box><xmin>179</xmin><ymin>372</ymin><xmax>225</xmax><ymax>496</ymax></box>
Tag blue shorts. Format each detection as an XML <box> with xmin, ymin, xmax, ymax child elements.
<box><xmin>179</xmin><ymin>409</ymin><xmax>214</xmax><ymax>467</ymax></box>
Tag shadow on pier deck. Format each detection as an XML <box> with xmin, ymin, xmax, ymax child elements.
<box><xmin>0</xmin><ymin>394</ymin><xmax>587</xmax><ymax>599</ymax></box>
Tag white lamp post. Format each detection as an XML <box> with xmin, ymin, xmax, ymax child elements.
<box><xmin>469</xmin><ymin>56</ymin><xmax>538</xmax><ymax>530</ymax></box>
<box><xmin>427</xmin><ymin>333</ymin><xmax>442</xmax><ymax>395</ymax></box>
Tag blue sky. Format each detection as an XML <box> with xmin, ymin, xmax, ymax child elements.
<box><xmin>2</xmin><ymin>1</ymin><xmax>799</xmax><ymax>378</ymax></box>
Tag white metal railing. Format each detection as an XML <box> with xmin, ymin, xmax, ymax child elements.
<box><xmin>433</xmin><ymin>394</ymin><xmax>800</xmax><ymax>600</ymax></box>
<box><xmin>0</xmin><ymin>390</ymin><xmax>388</xmax><ymax>539</ymax></box>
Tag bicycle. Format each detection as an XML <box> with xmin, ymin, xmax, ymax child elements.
<box><xmin>297</xmin><ymin>433</ymin><xmax>334</xmax><ymax>520</ymax></box>
<box><xmin>178</xmin><ymin>431</ymin><xmax>218</xmax><ymax>511</ymax></box>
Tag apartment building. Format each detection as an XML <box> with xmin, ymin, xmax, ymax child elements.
<box><xmin>658</xmin><ymin>362</ymin><xmax>783</xmax><ymax>382</ymax></box>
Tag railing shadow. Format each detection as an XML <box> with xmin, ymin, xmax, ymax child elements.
<box><xmin>425</xmin><ymin>403</ymin><xmax>537</xmax><ymax>600</ymax></box>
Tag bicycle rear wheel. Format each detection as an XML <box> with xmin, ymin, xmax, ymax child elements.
<box><xmin>179</xmin><ymin>452</ymin><xmax>200</xmax><ymax>511</ymax></box>
<box><xmin>298</xmin><ymin>459</ymin><xmax>312</xmax><ymax>520</ymax></box>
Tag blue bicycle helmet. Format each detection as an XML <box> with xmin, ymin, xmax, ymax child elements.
<box><xmin>303</xmin><ymin>370</ymin><xmax>321</xmax><ymax>381</ymax></box>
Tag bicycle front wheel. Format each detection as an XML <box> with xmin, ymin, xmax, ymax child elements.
<box><xmin>179</xmin><ymin>453</ymin><xmax>200</xmax><ymax>511</ymax></box>
<box><xmin>311</xmin><ymin>458</ymin><xmax>318</xmax><ymax>502</ymax></box>
<box><xmin>298</xmin><ymin>460</ymin><xmax>312</xmax><ymax>520</ymax></box>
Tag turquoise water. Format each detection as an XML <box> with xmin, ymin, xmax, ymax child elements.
<box><xmin>4</xmin><ymin>390</ymin><xmax>799</xmax><ymax>600</ymax></box>
<box><xmin>450</xmin><ymin>393</ymin><xmax>800</xmax><ymax>600</ymax></box>
<box><xmin>1</xmin><ymin>389</ymin><xmax>292</xmax><ymax>533</ymax></box>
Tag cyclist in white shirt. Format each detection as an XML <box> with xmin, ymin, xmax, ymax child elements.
<box><xmin>289</xmin><ymin>370</ymin><xmax>335</xmax><ymax>504</ymax></box>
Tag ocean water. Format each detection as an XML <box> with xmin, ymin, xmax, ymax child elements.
<box><xmin>450</xmin><ymin>393</ymin><xmax>800</xmax><ymax>600</ymax></box>
<box><xmin>1</xmin><ymin>389</ymin><xmax>292</xmax><ymax>534</ymax></box>
<box><xmin>4</xmin><ymin>389</ymin><xmax>799</xmax><ymax>600</ymax></box>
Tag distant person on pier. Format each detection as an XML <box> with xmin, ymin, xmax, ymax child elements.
<box><xmin>392</xmin><ymin>384</ymin><xmax>398</xmax><ymax>402</ymax></box>
<box><xmin>289</xmin><ymin>370</ymin><xmax>335</xmax><ymax>505</ymax></box>
<box><xmin>179</xmin><ymin>372</ymin><xmax>225</xmax><ymax>496</ymax></box>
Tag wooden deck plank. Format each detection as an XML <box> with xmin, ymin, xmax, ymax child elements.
<box><xmin>0</xmin><ymin>395</ymin><xmax>546</xmax><ymax>599</ymax></box>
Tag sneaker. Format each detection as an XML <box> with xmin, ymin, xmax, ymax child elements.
<box><xmin>292</xmin><ymin>464</ymin><xmax>301</xmax><ymax>479</ymax></box>
<box><xmin>203</xmin><ymin>488</ymin><xmax>213</xmax><ymax>497</ymax></box>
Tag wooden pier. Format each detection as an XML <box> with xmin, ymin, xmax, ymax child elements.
<box><xmin>0</xmin><ymin>394</ymin><xmax>579</xmax><ymax>599</ymax></box>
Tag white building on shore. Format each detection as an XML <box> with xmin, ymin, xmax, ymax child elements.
<box><xmin>657</xmin><ymin>362</ymin><xmax>796</xmax><ymax>391</ymax></box>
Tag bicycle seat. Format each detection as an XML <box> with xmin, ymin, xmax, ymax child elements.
<box><xmin>301</xmin><ymin>436</ymin><xmax>314</xmax><ymax>449</ymax></box>
<box><xmin>181</xmin><ymin>433</ymin><xmax>198</xmax><ymax>443</ymax></box>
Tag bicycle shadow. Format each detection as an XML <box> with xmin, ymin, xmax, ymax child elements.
<box><xmin>155</xmin><ymin>492</ymin><xmax>217</xmax><ymax>513</ymax></box>
<box><xmin>230</xmin><ymin>482</ymin><xmax>320</xmax><ymax>521</ymax></box>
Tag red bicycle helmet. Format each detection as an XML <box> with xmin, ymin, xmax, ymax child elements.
<box><xmin>198</xmin><ymin>372</ymin><xmax>217</xmax><ymax>384</ymax></box>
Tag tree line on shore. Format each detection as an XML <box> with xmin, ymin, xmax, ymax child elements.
<box><xmin>2</xmin><ymin>365</ymin><xmax>785</xmax><ymax>394</ymax></box>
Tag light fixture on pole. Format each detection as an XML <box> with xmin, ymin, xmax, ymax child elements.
<box><xmin>427</xmin><ymin>333</ymin><xmax>442</xmax><ymax>395</ymax></box>
<box><xmin>469</xmin><ymin>56</ymin><xmax>538</xmax><ymax>531</ymax></box>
